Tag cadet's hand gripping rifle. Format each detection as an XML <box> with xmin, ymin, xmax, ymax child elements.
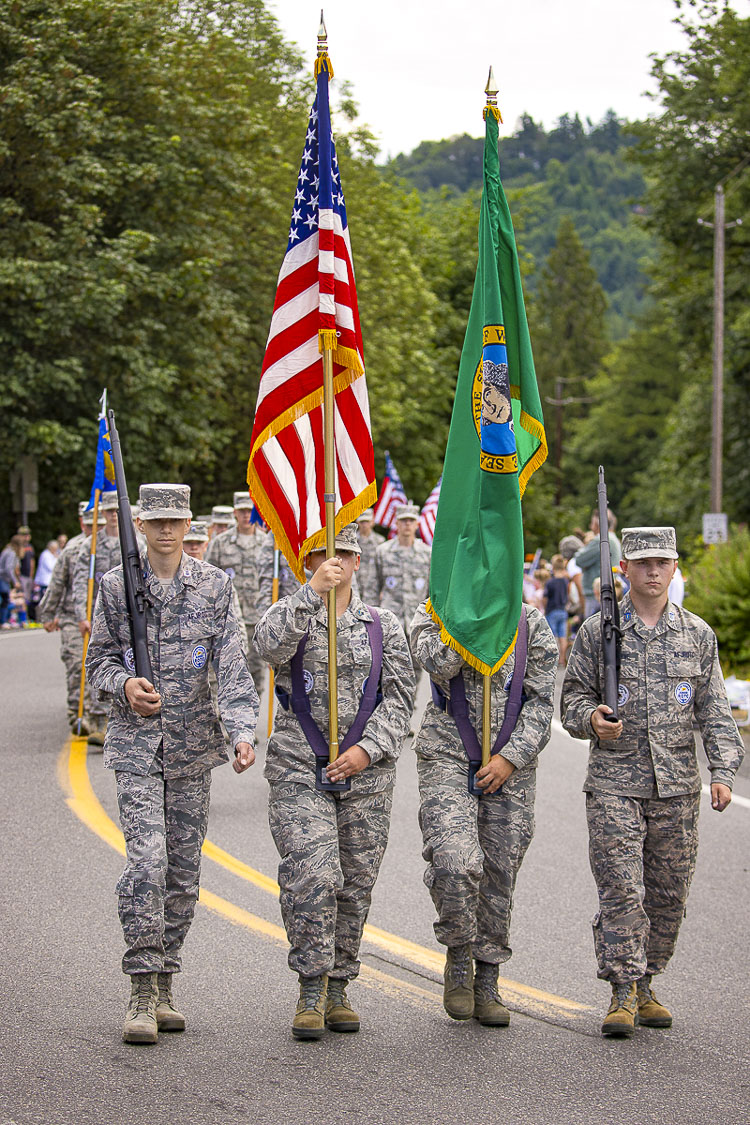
<box><xmin>107</xmin><ymin>410</ymin><xmax>154</xmax><ymax>683</ymax></box>
<box><xmin>598</xmin><ymin>466</ymin><xmax>621</xmax><ymax>722</ymax></box>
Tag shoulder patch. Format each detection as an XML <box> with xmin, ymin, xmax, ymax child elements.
<box><xmin>191</xmin><ymin>644</ymin><xmax>208</xmax><ymax>670</ymax></box>
<box><xmin>225</xmin><ymin>567</ymin><xmax>236</xmax><ymax>579</ymax></box>
<box><xmin>303</xmin><ymin>669</ymin><xmax>314</xmax><ymax>694</ymax></box>
<box><xmin>385</xmin><ymin>576</ymin><xmax>397</xmax><ymax>590</ymax></box>
<box><xmin>123</xmin><ymin>647</ymin><xmax>136</xmax><ymax>674</ymax></box>
<box><xmin>618</xmin><ymin>684</ymin><xmax>630</xmax><ymax>706</ymax></box>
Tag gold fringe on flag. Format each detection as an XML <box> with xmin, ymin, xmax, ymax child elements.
<box><xmin>314</xmin><ymin>52</ymin><xmax>334</xmax><ymax>79</ymax></box>
<box><xmin>425</xmin><ymin>597</ymin><xmax>518</xmax><ymax>676</ymax></box>
<box><xmin>483</xmin><ymin>105</ymin><xmax>503</xmax><ymax>124</ymax></box>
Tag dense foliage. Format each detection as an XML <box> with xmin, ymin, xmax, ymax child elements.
<box><xmin>685</xmin><ymin>529</ymin><xmax>750</xmax><ymax>674</ymax></box>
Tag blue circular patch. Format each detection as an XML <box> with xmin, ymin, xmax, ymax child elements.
<box><xmin>385</xmin><ymin>576</ymin><xmax>397</xmax><ymax>590</ymax></box>
<box><xmin>674</xmin><ymin>681</ymin><xmax>693</xmax><ymax>705</ymax></box>
<box><xmin>225</xmin><ymin>567</ymin><xmax>236</xmax><ymax>579</ymax></box>
<box><xmin>303</xmin><ymin>669</ymin><xmax>314</xmax><ymax>694</ymax></box>
<box><xmin>192</xmin><ymin>644</ymin><xmax>208</xmax><ymax>670</ymax></box>
<box><xmin>504</xmin><ymin>672</ymin><xmax>513</xmax><ymax>692</ymax></box>
<box><xmin>618</xmin><ymin>684</ymin><xmax>630</xmax><ymax>706</ymax></box>
<box><xmin>123</xmin><ymin>647</ymin><xmax>136</xmax><ymax>674</ymax></box>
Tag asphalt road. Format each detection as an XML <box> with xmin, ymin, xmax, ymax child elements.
<box><xmin>1</xmin><ymin>629</ymin><xmax>748</xmax><ymax>1125</ymax></box>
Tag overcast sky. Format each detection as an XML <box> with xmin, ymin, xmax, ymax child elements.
<box><xmin>268</xmin><ymin>0</ymin><xmax>749</xmax><ymax>157</ymax></box>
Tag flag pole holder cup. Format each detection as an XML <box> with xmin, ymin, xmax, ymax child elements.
<box><xmin>315</xmin><ymin>758</ymin><xmax>350</xmax><ymax>793</ymax></box>
<box><xmin>468</xmin><ymin>761</ymin><xmax>483</xmax><ymax>797</ymax></box>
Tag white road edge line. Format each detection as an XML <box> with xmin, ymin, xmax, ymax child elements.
<box><xmin>551</xmin><ymin>719</ymin><xmax>750</xmax><ymax>810</ymax></box>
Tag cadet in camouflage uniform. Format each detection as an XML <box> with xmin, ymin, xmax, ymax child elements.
<box><xmin>72</xmin><ymin>491</ymin><xmax>123</xmax><ymax>743</ymax></box>
<box><xmin>355</xmin><ymin>509</ymin><xmax>384</xmax><ymax>606</ymax></box>
<box><xmin>561</xmin><ymin>526</ymin><xmax>744</xmax><ymax>1039</ymax></box>
<box><xmin>411</xmin><ymin>602</ymin><xmax>557</xmax><ymax>1025</ymax></box>
<box><xmin>256</xmin><ymin>529</ymin><xmax>300</xmax><ymax>618</ymax></box>
<box><xmin>87</xmin><ymin>484</ymin><xmax>258</xmax><ymax>1046</ymax></box>
<box><xmin>205</xmin><ymin>492</ymin><xmax>264</xmax><ymax>683</ymax></box>
<box><xmin>208</xmin><ymin>504</ymin><xmax>234</xmax><ymax>539</ymax></box>
<box><xmin>255</xmin><ymin>523</ymin><xmax>415</xmax><ymax>1040</ymax></box>
<box><xmin>183</xmin><ymin>522</ymin><xmax>248</xmax><ymax>656</ymax></box>
<box><xmin>375</xmin><ymin>503</ymin><xmax>431</xmax><ymax>677</ymax></box>
<box><xmin>38</xmin><ymin>501</ymin><xmax>105</xmax><ymax>735</ymax></box>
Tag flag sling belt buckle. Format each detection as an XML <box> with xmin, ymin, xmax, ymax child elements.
<box><xmin>275</xmin><ymin>609</ymin><xmax>383</xmax><ymax>792</ymax></box>
<box><xmin>430</xmin><ymin>606</ymin><xmax>528</xmax><ymax>794</ymax></box>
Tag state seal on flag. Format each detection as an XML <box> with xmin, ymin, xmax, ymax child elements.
<box><xmin>472</xmin><ymin>325</ymin><xmax>518</xmax><ymax>475</ymax></box>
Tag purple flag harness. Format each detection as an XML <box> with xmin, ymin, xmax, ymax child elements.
<box><xmin>430</xmin><ymin>606</ymin><xmax>528</xmax><ymax>765</ymax></box>
<box><xmin>277</xmin><ymin>609</ymin><xmax>384</xmax><ymax>763</ymax></box>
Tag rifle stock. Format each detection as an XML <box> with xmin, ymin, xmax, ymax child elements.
<box><xmin>107</xmin><ymin>410</ymin><xmax>154</xmax><ymax>683</ymax></box>
<box><xmin>597</xmin><ymin>466</ymin><xmax>620</xmax><ymax>720</ymax></box>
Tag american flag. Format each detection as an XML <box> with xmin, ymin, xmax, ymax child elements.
<box><xmin>418</xmin><ymin>476</ymin><xmax>442</xmax><ymax>545</ymax></box>
<box><xmin>372</xmin><ymin>451</ymin><xmax>407</xmax><ymax>533</ymax></box>
<box><xmin>246</xmin><ymin>52</ymin><xmax>376</xmax><ymax>580</ymax></box>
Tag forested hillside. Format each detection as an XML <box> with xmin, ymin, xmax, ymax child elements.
<box><xmin>387</xmin><ymin>112</ymin><xmax>652</xmax><ymax>339</ymax></box>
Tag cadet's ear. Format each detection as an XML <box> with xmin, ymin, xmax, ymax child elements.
<box><xmin>353</xmin><ymin>554</ymin><xmax>361</xmax><ymax>571</ymax></box>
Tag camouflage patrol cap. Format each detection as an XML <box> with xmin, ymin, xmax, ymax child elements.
<box><xmin>233</xmin><ymin>491</ymin><xmax>254</xmax><ymax>509</ymax></box>
<box><xmin>79</xmin><ymin>501</ymin><xmax>106</xmax><ymax>525</ymax></box>
<box><xmin>210</xmin><ymin>505</ymin><xmax>234</xmax><ymax>525</ymax></box>
<box><xmin>184</xmin><ymin>521</ymin><xmax>209</xmax><ymax>543</ymax></box>
<box><xmin>335</xmin><ymin>522</ymin><xmax>362</xmax><ymax>554</ymax></box>
<box><xmin>559</xmin><ymin>534</ymin><xmax>584</xmax><ymax>560</ymax></box>
<box><xmin>357</xmin><ymin>508</ymin><xmax>375</xmax><ymax>522</ymax></box>
<box><xmin>99</xmin><ymin>491</ymin><xmax>120</xmax><ymax>511</ymax></box>
<box><xmin>621</xmin><ymin>526</ymin><xmax>678</xmax><ymax>560</ymax></box>
<box><xmin>196</xmin><ymin>514</ymin><xmax>211</xmax><ymax>525</ymax></box>
<box><xmin>395</xmin><ymin>502</ymin><xmax>420</xmax><ymax>521</ymax></box>
<box><xmin>138</xmin><ymin>483</ymin><xmax>192</xmax><ymax>521</ymax></box>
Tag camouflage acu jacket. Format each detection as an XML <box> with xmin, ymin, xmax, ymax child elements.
<box><xmin>410</xmin><ymin>603</ymin><xmax>557</xmax><ymax>776</ymax></box>
<box><xmin>255</xmin><ymin>582</ymin><xmax>415</xmax><ymax>792</ymax></box>
<box><xmin>37</xmin><ymin>533</ymin><xmax>86</xmax><ymax>625</ymax></box>
<box><xmin>205</xmin><ymin>528</ymin><xmax>262</xmax><ymax>627</ymax></box>
<box><xmin>375</xmin><ymin>539</ymin><xmax>431</xmax><ymax>631</ymax></box>
<box><xmin>256</xmin><ymin>535</ymin><xmax>300</xmax><ymax>618</ymax></box>
<box><xmin>357</xmin><ymin>530</ymin><xmax>385</xmax><ymax>606</ymax></box>
<box><xmin>72</xmin><ymin>532</ymin><xmax>122</xmax><ymax>622</ymax></box>
<box><xmin>560</xmin><ymin>594</ymin><xmax>744</xmax><ymax>797</ymax></box>
<box><xmin>86</xmin><ymin>552</ymin><xmax>258</xmax><ymax>778</ymax></box>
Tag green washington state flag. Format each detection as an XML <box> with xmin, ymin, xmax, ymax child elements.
<box><xmin>426</xmin><ymin>109</ymin><xmax>547</xmax><ymax>675</ymax></box>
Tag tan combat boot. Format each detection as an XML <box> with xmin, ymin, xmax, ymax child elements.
<box><xmin>122</xmin><ymin>973</ymin><xmax>159</xmax><ymax>1044</ymax></box>
<box><xmin>292</xmin><ymin>974</ymin><xmax>328</xmax><ymax>1040</ymax></box>
<box><xmin>325</xmin><ymin>978</ymin><xmax>360</xmax><ymax>1033</ymax></box>
<box><xmin>443</xmin><ymin>945</ymin><xmax>474</xmax><ymax>1021</ymax></box>
<box><xmin>156</xmin><ymin>972</ymin><xmax>186</xmax><ymax>1032</ymax></box>
<box><xmin>601</xmin><ymin>981</ymin><xmax>638</xmax><ymax>1038</ymax></box>
<box><xmin>473</xmin><ymin>961</ymin><xmax>511</xmax><ymax>1027</ymax></box>
<box><xmin>636</xmin><ymin>976</ymin><xmax>672</xmax><ymax>1028</ymax></box>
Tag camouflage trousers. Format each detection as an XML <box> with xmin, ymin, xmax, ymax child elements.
<box><xmin>417</xmin><ymin>755</ymin><xmax>535</xmax><ymax>963</ymax></box>
<box><xmin>60</xmin><ymin>622</ymin><xmax>91</xmax><ymax>717</ymax></box>
<box><xmin>268</xmin><ymin>781</ymin><xmax>393</xmax><ymax>980</ymax></box>
<box><xmin>586</xmin><ymin>790</ymin><xmax>700</xmax><ymax>983</ymax></box>
<box><xmin>114</xmin><ymin>765</ymin><xmax>212</xmax><ymax>976</ymax></box>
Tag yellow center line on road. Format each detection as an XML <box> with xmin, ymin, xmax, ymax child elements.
<box><xmin>59</xmin><ymin>735</ymin><xmax>592</xmax><ymax>1019</ymax></box>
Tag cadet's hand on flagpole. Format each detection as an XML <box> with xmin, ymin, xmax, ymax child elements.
<box><xmin>326</xmin><ymin>745</ymin><xmax>370</xmax><ymax>783</ymax></box>
<box><xmin>233</xmin><ymin>742</ymin><xmax>256</xmax><ymax>774</ymax></box>
<box><xmin>124</xmin><ymin>676</ymin><xmax>162</xmax><ymax>717</ymax></box>
<box><xmin>476</xmin><ymin>753</ymin><xmax>515</xmax><ymax>795</ymax></box>
<box><xmin>711</xmin><ymin>783</ymin><xmax>732</xmax><ymax>812</ymax></box>
<box><xmin>310</xmin><ymin>557</ymin><xmax>345</xmax><ymax>597</ymax></box>
<box><xmin>590</xmin><ymin>704</ymin><xmax>623</xmax><ymax>740</ymax></box>
<box><xmin>78</xmin><ymin>619</ymin><xmax>91</xmax><ymax>638</ymax></box>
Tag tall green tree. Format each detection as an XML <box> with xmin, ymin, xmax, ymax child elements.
<box><xmin>530</xmin><ymin>217</ymin><xmax>608</xmax><ymax>511</ymax></box>
<box><xmin>627</xmin><ymin>1</ymin><xmax>750</xmax><ymax>538</ymax></box>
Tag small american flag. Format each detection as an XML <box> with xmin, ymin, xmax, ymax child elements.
<box><xmin>247</xmin><ymin>50</ymin><xmax>375</xmax><ymax>580</ymax></box>
<box><xmin>418</xmin><ymin>476</ymin><xmax>442</xmax><ymax>545</ymax></box>
<box><xmin>372</xmin><ymin>451</ymin><xmax>407</xmax><ymax>533</ymax></box>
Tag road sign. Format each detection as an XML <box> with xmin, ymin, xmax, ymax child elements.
<box><xmin>702</xmin><ymin>512</ymin><xmax>728</xmax><ymax>544</ymax></box>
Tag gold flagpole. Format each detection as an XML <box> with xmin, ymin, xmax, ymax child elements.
<box><xmin>317</xmin><ymin>13</ymin><xmax>339</xmax><ymax>764</ymax></box>
<box><xmin>481</xmin><ymin>68</ymin><xmax>501</xmax><ymax>770</ymax></box>
<box><xmin>267</xmin><ymin>546</ymin><xmax>280</xmax><ymax>736</ymax></box>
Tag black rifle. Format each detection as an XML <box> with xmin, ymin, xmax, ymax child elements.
<box><xmin>108</xmin><ymin>410</ymin><xmax>154</xmax><ymax>683</ymax></box>
<box><xmin>598</xmin><ymin>466</ymin><xmax>620</xmax><ymax>721</ymax></box>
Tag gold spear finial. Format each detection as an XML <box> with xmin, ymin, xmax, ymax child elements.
<box><xmin>314</xmin><ymin>10</ymin><xmax>334</xmax><ymax>78</ymax></box>
<box><xmin>484</xmin><ymin>65</ymin><xmax>502</xmax><ymax>124</ymax></box>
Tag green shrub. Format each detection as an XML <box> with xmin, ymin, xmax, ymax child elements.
<box><xmin>685</xmin><ymin>529</ymin><xmax>750</xmax><ymax>676</ymax></box>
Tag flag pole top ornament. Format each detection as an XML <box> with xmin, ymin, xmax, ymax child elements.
<box><xmin>315</xmin><ymin>11</ymin><xmax>334</xmax><ymax>79</ymax></box>
<box><xmin>483</xmin><ymin>66</ymin><xmax>502</xmax><ymax>124</ymax></box>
